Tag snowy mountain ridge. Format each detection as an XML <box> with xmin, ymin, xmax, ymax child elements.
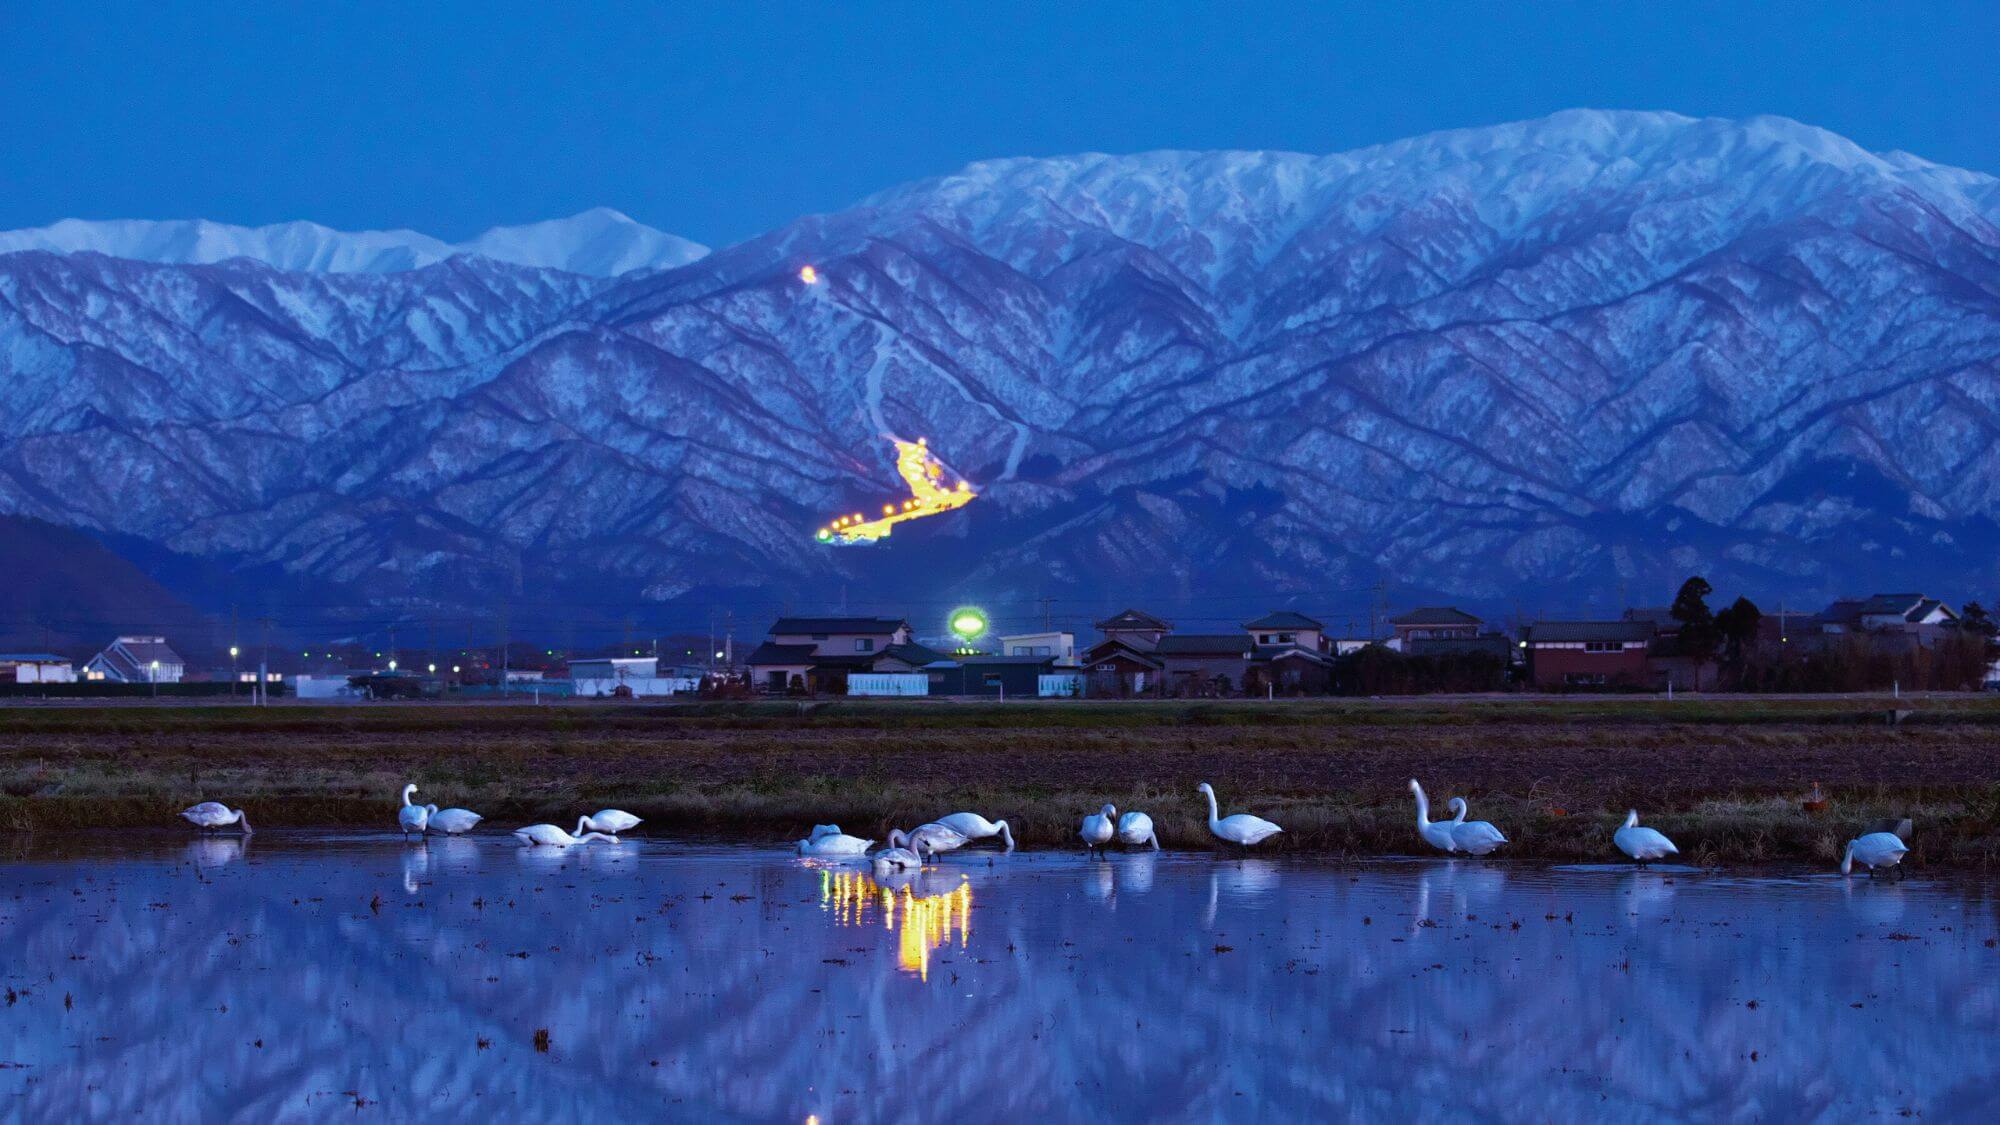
<box><xmin>1</xmin><ymin>110</ymin><xmax>1998</xmax><ymax>633</ymax></box>
<box><xmin>0</xmin><ymin>207</ymin><xmax>707</xmax><ymax>277</ymax></box>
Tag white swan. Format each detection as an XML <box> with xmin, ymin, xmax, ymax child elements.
<box><xmin>1842</xmin><ymin>831</ymin><xmax>1910</xmax><ymax>876</ymax></box>
<box><xmin>1116</xmin><ymin>810</ymin><xmax>1159</xmax><ymax>850</ymax></box>
<box><xmin>180</xmin><ymin>801</ymin><xmax>253</xmax><ymax>834</ymax></box>
<box><xmin>576</xmin><ymin>809</ymin><xmax>642</xmax><ymax>835</ymax></box>
<box><xmin>1408</xmin><ymin>780</ymin><xmax>1457</xmax><ymax>853</ymax></box>
<box><xmin>512</xmin><ymin>823</ymin><xmax>620</xmax><ymax>847</ymax></box>
<box><xmin>870</xmin><ymin>831</ymin><xmax>923</xmax><ymax>871</ymax></box>
<box><xmin>797</xmin><ymin>824</ymin><xmax>874</xmax><ymax>856</ymax></box>
<box><xmin>933</xmin><ymin>812</ymin><xmax>1016</xmax><ymax>851</ymax></box>
<box><xmin>1197</xmin><ymin>782</ymin><xmax>1282</xmax><ymax>848</ymax></box>
<box><xmin>1614</xmin><ymin>810</ymin><xmax>1679</xmax><ymax>863</ymax></box>
<box><xmin>428</xmin><ymin>808</ymin><xmax>483</xmax><ymax>835</ymax></box>
<box><xmin>905</xmin><ymin>822</ymin><xmax>970</xmax><ymax>861</ymax></box>
<box><xmin>1080</xmin><ymin>803</ymin><xmax>1117</xmax><ymax>853</ymax></box>
<box><xmin>1446</xmin><ymin>797</ymin><xmax>1508</xmax><ymax>856</ymax></box>
<box><xmin>397</xmin><ymin>784</ymin><xmax>430</xmax><ymax>836</ymax></box>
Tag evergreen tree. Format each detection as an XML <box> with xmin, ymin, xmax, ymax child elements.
<box><xmin>1714</xmin><ymin>596</ymin><xmax>1763</xmax><ymax>661</ymax></box>
<box><xmin>1670</xmin><ymin>576</ymin><xmax>1718</xmax><ymax>660</ymax></box>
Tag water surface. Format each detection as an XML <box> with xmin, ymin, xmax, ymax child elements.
<box><xmin>2</xmin><ymin>833</ymin><xmax>1996</xmax><ymax>1120</ymax></box>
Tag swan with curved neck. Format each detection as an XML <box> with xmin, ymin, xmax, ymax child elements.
<box><xmin>512</xmin><ymin>824</ymin><xmax>620</xmax><ymax>847</ymax></box>
<box><xmin>1080</xmin><ymin>804</ymin><xmax>1117</xmax><ymax>853</ymax></box>
<box><xmin>1116</xmin><ymin>810</ymin><xmax>1159</xmax><ymax>850</ymax></box>
<box><xmin>180</xmin><ymin>801</ymin><xmax>253</xmax><ymax>834</ymax></box>
<box><xmin>1842</xmin><ymin>831</ymin><xmax>1910</xmax><ymax>877</ymax></box>
<box><xmin>1446</xmin><ymin>797</ymin><xmax>1508</xmax><ymax>856</ymax></box>
<box><xmin>397</xmin><ymin>784</ymin><xmax>430</xmax><ymax>837</ymax></box>
<box><xmin>933</xmin><ymin>812</ymin><xmax>1016</xmax><ymax>851</ymax></box>
<box><xmin>905</xmin><ymin>822</ymin><xmax>970</xmax><ymax>861</ymax></box>
<box><xmin>1198</xmin><ymin>782</ymin><xmax>1282</xmax><ymax>849</ymax></box>
<box><xmin>871</xmin><ymin>830</ymin><xmax>923</xmax><ymax>871</ymax></box>
<box><xmin>1408</xmin><ymin>780</ymin><xmax>1457</xmax><ymax>853</ymax></box>
<box><xmin>576</xmin><ymin>809</ymin><xmax>642</xmax><ymax>836</ymax></box>
<box><xmin>797</xmin><ymin>824</ymin><xmax>874</xmax><ymax>856</ymax></box>
<box><xmin>1613</xmin><ymin>809</ymin><xmax>1678</xmax><ymax>864</ymax></box>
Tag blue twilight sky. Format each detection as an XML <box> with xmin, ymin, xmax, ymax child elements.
<box><xmin>3</xmin><ymin>2</ymin><xmax>1995</xmax><ymax>248</ymax></box>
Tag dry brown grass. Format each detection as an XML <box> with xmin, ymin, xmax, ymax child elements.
<box><xmin>3</xmin><ymin>697</ymin><xmax>1998</xmax><ymax>864</ymax></box>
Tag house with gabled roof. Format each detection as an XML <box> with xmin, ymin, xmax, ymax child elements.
<box><xmin>1522</xmin><ymin>620</ymin><xmax>1653</xmax><ymax>689</ymax></box>
<box><xmin>84</xmin><ymin>635</ymin><xmax>186</xmax><ymax>684</ymax></box>
<box><xmin>1390</xmin><ymin>607</ymin><xmax>1483</xmax><ymax>647</ymax></box>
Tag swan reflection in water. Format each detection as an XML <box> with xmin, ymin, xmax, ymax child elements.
<box><xmin>184</xmin><ymin>836</ymin><xmax>246</xmax><ymax>871</ymax></box>
<box><xmin>820</xmin><ymin>868</ymin><xmax>973</xmax><ymax>981</ymax></box>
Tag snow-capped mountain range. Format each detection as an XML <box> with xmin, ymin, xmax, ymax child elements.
<box><xmin>2</xmin><ymin>109</ymin><xmax>1997</xmax><ymax>636</ymax></box>
<box><xmin>0</xmin><ymin>207</ymin><xmax>707</xmax><ymax>277</ymax></box>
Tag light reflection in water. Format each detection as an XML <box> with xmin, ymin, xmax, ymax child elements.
<box><xmin>820</xmin><ymin>867</ymin><xmax>973</xmax><ymax>980</ymax></box>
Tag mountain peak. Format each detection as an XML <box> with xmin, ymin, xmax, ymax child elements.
<box><xmin>0</xmin><ymin>210</ymin><xmax>707</xmax><ymax>277</ymax></box>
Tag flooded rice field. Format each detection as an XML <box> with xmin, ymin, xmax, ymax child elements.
<box><xmin>2</xmin><ymin>834</ymin><xmax>1996</xmax><ymax>1120</ymax></box>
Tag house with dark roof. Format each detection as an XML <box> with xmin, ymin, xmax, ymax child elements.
<box><xmin>747</xmin><ymin>618</ymin><xmax>942</xmax><ymax>693</ymax></box>
<box><xmin>83</xmin><ymin>636</ymin><xmax>186</xmax><ymax>684</ymax></box>
<box><xmin>1522</xmin><ymin>621</ymin><xmax>1654</xmax><ymax>689</ymax></box>
<box><xmin>1390</xmin><ymin>607</ymin><xmax>1483</xmax><ymax>647</ymax></box>
<box><xmin>1244</xmin><ymin>611</ymin><xmax>1324</xmax><ymax>650</ymax></box>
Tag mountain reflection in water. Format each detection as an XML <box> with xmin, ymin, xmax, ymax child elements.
<box><xmin>2</xmin><ymin>835</ymin><xmax>1998</xmax><ymax>1121</ymax></box>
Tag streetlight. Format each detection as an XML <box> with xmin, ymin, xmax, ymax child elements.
<box><xmin>229</xmin><ymin>645</ymin><xmax>240</xmax><ymax>696</ymax></box>
<box><xmin>388</xmin><ymin>659</ymin><xmax>398</xmax><ymax>673</ymax></box>
<box><xmin>150</xmin><ymin>659</ymin><xmax>160</xmax><ymax>698</ymax></box>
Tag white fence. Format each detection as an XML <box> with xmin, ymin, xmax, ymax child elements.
<box><xmin>849</xmin><ymin>673</ymin><xmax>930</xmax><ymax>697</ymax></box>
<box><xmin>1038</xmin><ymin>673</ymin><xmax>1086</xmax><ymax>698</ymax></box>
<box><xmin>573</xmin><ymin>676</ymin><xmax>701</xmax><ymax>698</ymax></box>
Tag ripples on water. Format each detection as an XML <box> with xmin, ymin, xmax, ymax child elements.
<box><xmin>2</xmin><ymin>834</ymin><xmax>1997</xmax><ymax>1121</ymax></box>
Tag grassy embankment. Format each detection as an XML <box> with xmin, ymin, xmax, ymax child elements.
<box><xmin>4</xmin><ymin>695</ymin><xmax>2000</xmax><ymax>866</ymax></box>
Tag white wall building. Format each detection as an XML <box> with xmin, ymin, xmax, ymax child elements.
<box><xmin>83</xmin><ymin>636</ymin><xmax>186</xmax><ymax>683</ymax></box>
<box><xmin>0</xmin><ymin>654</ymin><xmax>76</xmax><ymax>683</ymax></box>
<box><xmin>999</xmin><ymin>631</ymin><xmax>1076</xmax><ymax>665</ymax></box>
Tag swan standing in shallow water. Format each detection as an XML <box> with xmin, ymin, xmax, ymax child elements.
<box><xmin>1446</xmin><ymin>797</ymin><xmax>1508</xmax><ymax>856</ymax></box>
<box><xmin>181</xmin><ymin>801</ymin><xmax>253</xmax><ymax>834</ymax></box>
<box><xmin>870</xmin><ymin>830</ymin><xmax>923</xmax><ymax>871</ymax></box>
<box><xmin>513</xmin><ymin>824</ymin><xmax>620</xmax><ymax>847</ymax></box>
<box><xmin>1408</xmin><ymin>780</ymin><xmax>1458</xmax><ymax>853</ymax></box>
<box><xmin>397</xmin><ymin>784</ymin><xmax>431</xmax><ymax>837</ymax></box>
<box><xmin>1842</xmin><ymin>831</ymin><xmax>1910</xmax><ymax>877</ymax></box>
<box><xmin>428</xmin><ymin>808</ymin><xmax>483</xmax><ymax>835</ymax></box>
<box><xmin>1198</xmin><ymin>783</ymin><xmax>1282</xmax><ymax>849</ymax></box>
<box><xmin>933</xmin><ymin>812</ymin><xmax>1015</xmax><ymax>851</ymax></box>
<box><xmin>905</xmin><ymin>822</ymin><xmax>970</xmax><ymax>861</ymax></box>
<box><xmin>1614</xmin><ymin>810</ymin><xmax>1679</xmax><ymax>864</ymax></box>
<box><xmin>576</xmin><ymin>809</ymin><xmax>642</xmax><ymax>836</ymax></box>
<box><xmin>1080</xmin><ymin>804</ymin><xmax>1117</xmax><ymax>854</ymax></box>
<box><xmin>1116</xmin><ymin>810</ymin><xmax>1159</xmax><ymax>850</ymax></box>
<box><xmin>797</xmin><ymin>824</ymin><xmax>874</xmax><ymax>856</ymax></box>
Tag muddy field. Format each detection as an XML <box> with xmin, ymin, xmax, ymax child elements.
<box><xmin>5</xmin><ymin>697</ymin><xmax>1999</xmax><ymax>865</ymax></box>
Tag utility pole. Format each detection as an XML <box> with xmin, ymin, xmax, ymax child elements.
<box><xmin>257</xmin><ymin>616</ymin><xmax>271</xmax><ymax>707</ymax></box>
<box><xmin>1038</xmin><ymin>595</ymin><xmax>1055</xmax><ymax>631</ymax></box>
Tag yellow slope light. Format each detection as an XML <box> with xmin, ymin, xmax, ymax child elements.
<box><xmin>817</xmin><ymin>437</ymin><xmax>978</xmax><ymax>545</ymax></box>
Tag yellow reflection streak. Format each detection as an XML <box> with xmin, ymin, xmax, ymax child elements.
<box><xmin>819</xmin><ymin>869</ymin><xmax>974</xmax><ymax>981</ymax></box>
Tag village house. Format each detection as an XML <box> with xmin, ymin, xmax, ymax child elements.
<box><xmin>0</xmin><ymin>653</ymin><xmax>76</xmax><ymax>684</ymax></box>
<box><xmin>1080</xmin><ymin>609</ymin><xmax>1172</xmax><ymax>694</ymax></box>
<box><xmin>998</xmin><ymin>631</ymin><xmax>1077</xmax><ymax>665</ymax></box>
<box><xmin>1816</xmin><ymin>594</ymin><xmax>1959</xmax><ymax>643</ymax></box>
<box><xmin>745</xmin><ymin>617</ymin><xmax>930</xmax><ymax>693</ymax></box>
<box><xmin>1389</xmin><ymin>607</ymin><xmax>1483</xmax><ymax>649</ymax></box>
<box><xmin>1079</xmin><ymin>608</ymin><xmax>1337</xmax><ymax>696</ymax></box>
<box><xmin>1522</xmin><ymin>620</ymin><xmax>1655</xmax><ymax>689</ymax></box>
<box><xmin>83</xmin><ymin>635</ymin><xmax>186</xmax><ymax>684</ymax></box>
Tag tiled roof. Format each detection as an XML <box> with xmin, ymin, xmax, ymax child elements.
<box><xmin>744</xmin><ymin>642</ymin><xmax>818</xmax><ymax>665</ymax></box>
<box><xmin>1390</xmin><ymin>607</ymin><xmax>1482</xmax><ymax>626</ymax></box>
<box><xmin>768</xmin><ymin>617</ymin><xmax>907</xmax><ymax>635</ymax></box>
<box><xmin>0</xmin><ymin>653</ymin><xmax>68</xmax><ymax>663</ymax></box>
<box><xmin>881</xmin><ymin>642</ymin><xmax>953</xmax><ymax>667</ymax></box>
<box><xmin>1254</xmin><ymin>645</ymin><xmax>1334</xmax><ymax>664</ymax></box>
<box><xmin>1526</xmin><ymin>621</ymin><xmax>1655</xmax><ymax>643</ymax></box>
<box><xmin>1154</xmin><ymin>634</ymin><xmax>1252</xmax><ymax>656</ymax></box>
<box><xmin>1243</xmin><ymin>611</ymin><xmax>1323</xmax><ymax>630</ymax></box>
<box><xmin>1406</xmin><ymin>635</ymin><xmax>1516</xmax><ymax>659</ymax></box>
<box><xmin>1094</xmin><ymin>608</ymin><xmax>1172</xmax><ymax>632</ymax></box>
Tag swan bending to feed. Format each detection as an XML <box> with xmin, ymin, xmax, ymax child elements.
<box><xmin>576</xmin><ymin>809</ymin><xmax>642</xmax><ymax>836</ymax></box>
<box><xmin>397</xmin><ymin>784</ymin><xmax>431</xmax><ymax>837</ymax></box>
<box><xmin>933</xmin><ymin>812</ymin><xmax>1016</xmax><ymax>851</ymax></box>
<box><xmin>1446</xmin><ymin>797</ymin><xmax>1508</xmax><ymax>856</ymax></box>
<box><xmin>1116</xmin><ymin>810</ymin><xmax>1159</xmax><ymax>850</ymax></box>
<box><xmin>1408</xmin><ymin>780</ymin><xmax>1458</xmax><ymax>853</ymax></box>
<box><xmin>1080</xmin><ymin>804</ymin><xmax>1117</xmax><ymax>853</ymax></box>
<box><xmin>905</xmin><ymin>822</ymin><xmax>970</xmax><ymax>860</ymax></box>
<box><xmin>797</xmin><ymin>825</ymin><xmax>874</xmax><ymax>856</ymax></box>
<box><xmin>181</xmin><ymin>801</ymin><xmax>253</xmax><ymax>834</ymax></box>
<box><xmin>1614</xmin><ymin>810</ymin><xmax>1679</xmax><ymax>863</ymax></box>
<box><xmin>428</xmin><ymin>808</ymin><xmax>483</xmax><ymax>835</ymax></box>
<box><xmin>1198</xmin><ymin>783</ymin><xmax>1282</xmax><ymax>848</ymax></box>
<box><xmin>871</xmin><ymin>833</ymin><xmax>923</xmax><ymax>871</ymax></box>
<box><xmin>1842</xmin><ymin>831</ymin><xmax>1910</xmax><ymax>876</ymax></box>
<box><xmin>513</xmin><ymin>824</ymin><xmax>620</xmax><ymax>847</ymax></box>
